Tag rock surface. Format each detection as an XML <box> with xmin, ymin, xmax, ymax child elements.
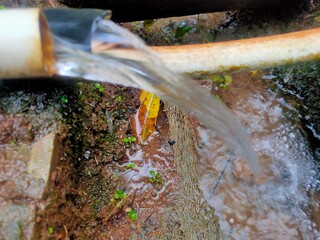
<box><xmin>0</xmin><ymin>133</ymin><xmax>60</xmax><ymax>240</ymax></box>
<box><xmin>0</xmin><ymin>0</ymin><xmax>61</xmax><ymax>7</ymax></box>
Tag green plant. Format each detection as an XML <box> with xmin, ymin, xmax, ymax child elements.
<box><xmin>125</xmin><ymin>163</ymin><xmax>138</xmax><ymax>170</ymax></box>
<box><xmin>220</xmin><ymin>75</ymin><xmax>233</xmax><ymax>89</ymax></box>
<box><xmin>148</xmin><ymin>170</ymin><xmax>163</xmax><ymax>184</ymax></box>
<box><xmin>132</xmin><ymin>21</ymin><xmax>140</xmax><ymax>31</ymax></box>
<box><xmin>143</xmin><ymin>19</ymin><xmax>156</xmax><ymax>31</ymax></box>
<box><xmin>210</xmin><ymin>74</ymin><xmax>233</xmax><ymax>89</ymax></box>
<box><xmin>128</xmin><ymin>209</ymin><xmax>138</xmax><ymax>221</ymax></box>
<box><xmin>48</xmin><ymin>227</ymin><xmax>54</xmax><ymax>234</ymax></box>
<box><xmin>114</xmin><ymin>189</ymin><xmax>126</xmax><ymax>200</ymax></box>
<box><xmin>116</xmin><ymin>95</ymin><xmax>122</xmax><ymax>102</ymax></box>
<box><xmin>215</xmin><ymin>95</ymin><xmax>222</xmax><ymax>102</ymax></box>
<box><xmin>0</xmin><ymin>5</ymin><xmax>5</xmax><ymax>9</ymax></box>
<box><xmin>123</xmin><ymin>136</ymin><xmax>136</xmax><ymax>146</ymax></box>
<box><xmin>60</xmin><ymin>96</ymin><xmax>68</xmax><ymax>103</ymax></box>
<box><xmin>95</xmin><ymin>83</ymin><xmax>105</xmax><ymax>92</ymax></box>
<box><xmin>175</xmin><ymin>25</ymin><xmax>193</xmax><ymax>39</ymax></box>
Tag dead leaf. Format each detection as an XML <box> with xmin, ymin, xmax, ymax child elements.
<box><xmin>134</xmin><ymin>90</ymin><xmax>160</xmax><ymax>142</ymax></box>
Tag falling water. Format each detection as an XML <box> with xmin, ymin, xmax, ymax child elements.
<box><xmin>53</xmin><ymin>16</ymin><xmax>261</xmax><ymax>174</ymax></box>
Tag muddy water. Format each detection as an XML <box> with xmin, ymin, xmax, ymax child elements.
<box><xmin>54</xmin><ymin>17</ymin><xmax>260</xmax><ymax>175</ymax></box>
<box><xmin>109</xmin><ymin>112</ymin><xmax>178</xmax><ymax>238</ymax></box>
<box><xmin>198</xmin><ymin>72</ymin><xmax>320</xmax><ymax>239</ymax></box>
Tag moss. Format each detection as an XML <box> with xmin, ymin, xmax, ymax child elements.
<box><xmin>273</xmin><ymin>61</ymin><xmax>320</xmax><ymax>158</ymax></box>
<box><xmin>38</xmin><ymin>81</ymin><xmax>140</xmax><ymax>239</ymax></box>
<box><xmin>0</xmin><ymin>80</ymin><xmax>67</xmax><ymax>145</ymax></box>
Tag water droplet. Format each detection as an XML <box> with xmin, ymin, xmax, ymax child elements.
<box><xmin>84</xmin><ymin>151</ymin><xmax>91</xmax><ymax>159</ymax></box>
<box><xmin>289</xmin><ymin>133</ymin><xmax>295</xmax><ymax>139</ymax></box>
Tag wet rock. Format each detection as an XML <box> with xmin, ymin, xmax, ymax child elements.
<box><xmin>28</xmin><ymin>133</ymin><xmax>59</xmax><ymax>196</ymax></box>
<box><xmin>0</xmin><ymin>203</ymin><xmax>36</xmax><ymax>240</ymax></box>
<box><xmin>0</xmin><ymin>133</ymin><xmax>61</xmax><ymax>239</ymax></box>
<box><xmin>0</xmin><ymin>0</ymin><xmax>61</xmax><ymax>7</ymax></box>
<box><xmin>310</xmin><ymin>190</ymin><xmax>320</xmax><ymax>231</ymax></box>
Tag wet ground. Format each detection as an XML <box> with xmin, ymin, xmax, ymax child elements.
<box><xmin>196</xmin><ymin>71</ymin><xmax>320</xmax><ymax>239</ymax></box>
<box><xmin>1</xmin><ymin>1</ymin><xmax>320</xmax><ymax>239</ymax></box>
<box><xmin>29</xmin><ymin>82</ymin><xmax>181</xmax><ymax>239</ymax></box>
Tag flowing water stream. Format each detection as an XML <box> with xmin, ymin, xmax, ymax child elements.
<box><xmin>54</xmin><ymin>17</ymin><xmax>260</xmax><ymax>175</ymax></box>
<box><xmin>53</xmin><ymin>16</ymin><xmax>320</xmax><ymax>238</ymax></box>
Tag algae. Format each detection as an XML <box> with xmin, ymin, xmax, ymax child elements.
<box><xmin>36</xmin><ymin>82</ymin><xmax>141</xmax><ymax>239</ymax></box>
<box><xmin>273</xmin><ymin>61</ymin><xmax>320</xmax><ymax>159</ymax></box>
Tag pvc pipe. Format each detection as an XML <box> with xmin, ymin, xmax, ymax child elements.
<box><xmin>0</xmin><ymin>9</ymin><xmax>55</xmax><ymax>79</ymax></box>
<box><xmin>151</xmin><ymin>28</ymin><xmax>320</xmax><ymax>74</ymax></box>
<box><xmin>0</xmin><ymin>8</ymin><xmax>319</xmax><ymax>79</ymax></box>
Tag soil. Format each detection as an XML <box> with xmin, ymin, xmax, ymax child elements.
<box><xmin>29</xmin><ymin>82</ymin><xmax>179</xmax><ymax>239</ymax></box>
<box><xmin>1</xmin><ymin>0</ymin><xmax>320</xmax><ymax>239</ymax></box>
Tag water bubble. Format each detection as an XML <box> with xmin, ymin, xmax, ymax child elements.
<box><xmin>289</xmin><ymin>133</ymin><xmax>296</xmax><ymax>140</ymax></box>
<box><xmin>84</xmin><ymin>151</ymin><xmax>91</xmax><ymax>160</ymax></box>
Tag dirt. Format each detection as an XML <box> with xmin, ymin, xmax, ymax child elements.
<box><xmin>0</xmin><ymin>115</ymin><xmax>34</xmax><ymax>144</ymax></box>
<box><xmin>1</xmin><ymin>1</ymin><xmax>320</xmax><ymax>239</ymax></box>
<box><xmin>163</xmin><ymin>102</ymin><xmax>221</xmax><ymax>239</ymax></box>
<box><xmin>29</xmin><ymin>82</ymin><xmax>179</xmax><ymax>239</ymax></box>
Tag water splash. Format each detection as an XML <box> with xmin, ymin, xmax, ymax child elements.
<box><xmin>198</xmin><ymin>75</ymin><xmax>320</xmax><ymax>239</ymax></box>
<box><xmin>54</xmin><ymin>17</ymin><xmax>261</xmax><ymax>174</ymax></box>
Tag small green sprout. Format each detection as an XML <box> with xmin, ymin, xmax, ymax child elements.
<box><xmin>114</xmin><ymin>189</ymin><xmax>126</xmax><ymax>200</ymax></box>
<box><xmin>175</xmin><ymin>26</ymin><xmax>193</xmax><ymax>39</ymax></box>
<box><xmin>132</xmin><ymin>21</ymin><xmax>140</xmax><ymax>31</ymax></box>
<box><xmin>125</xmin><ymin>163</ymin><xmax>138</xmax><ymax>170</ymax></box>
<box><xmin>215</xmin><ymin>95</ymin><xmax>222</xmax><ymax>102</ymax></box>
<box><xmin>143</xmin><ymin>19</ymin><xmax>156</xmax><ymax>31</ymax></box>
<box><xmin>95</xmin><ymin>83</ymin><xmax>105</xmax><ymax>92</ymax></box>
<box><xmin>210</xmin><ymin>75</ymin><xmax>224</xmax><ymax>83</ymax></box>
<box><xmin>60</xmin><ymin>96</ymin><xmax>68</xmax><ymax>103</ymax></box>
<box><xmin>210</xmin><ymin>75</ymin><xmax>233</xmax><ymax>89</ymax></box>
<box><xmin>116</xmin><ymin>95</ymin><xmax>122</xmax><ymax>101</ymax></box>
<box><xmin>148</xmin><ymin>170</ymin><xmax>163</xmax><ymax>184</ymax></box>
<box><xmin>123</xmin><ymin>136</ymin><xmax>136</xmax><ymax>146</ymax></box>
<box><xmin>220</xmin><ymin>75</ymin><xmax>233</xmax><ymax>89</ymax></box>
<box><xmin>48</xmin><ymin>227</ymin><xmax>54</xmax><ymax>234</ymax></box>
<box><xmin>128</xmin><ymin>209</ymin><xmax>138</xmax><ymax>221</ymax></box>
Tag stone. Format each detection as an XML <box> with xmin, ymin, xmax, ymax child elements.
<box><xmin>0</xmin><ymin>133</ymin><xmax>60</xmax><ymax>239</ymax></box>
<box><xmin>28</xmin><ymin>133</ymin><xmax>59</xmax><ymax>195</ymax></box>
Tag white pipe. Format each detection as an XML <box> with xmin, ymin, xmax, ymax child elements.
<box><xmin>151</xmin><ymin>28</ymin><xmax>320</xmax><ymax>73</ymax></box>
<box><xmin>0</xmin><ymin>8</ymin><xmax>319</xmax><ymax>79</ymax></box>
<box><xmin>0</xmin><ymin>9</ymin><xmax>55</xmax><ymax>79</ymax></box>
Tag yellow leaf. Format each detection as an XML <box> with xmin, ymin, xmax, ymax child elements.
<box><xmin>134</xmin><ymin>91</ymin><xmax>160</xmax><ymax>142</ymax></box>
<box><xmin>251</xmin><ymin>70</ymin><xmax>259</xmax><ymax>76</ymax></box>
<box><xmin>139</xmin><ymin>90</ymin><xmax>149</xmax><ymax>102</ymax></box>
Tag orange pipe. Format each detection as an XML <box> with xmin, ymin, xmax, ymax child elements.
<box><xmin>151</xmin><ymin>28</ymin><xmax>320</xmax><ymax>73</ymax></box>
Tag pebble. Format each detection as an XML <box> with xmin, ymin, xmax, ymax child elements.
<box><xmin>125</xmin><ymin>207</ymin><xmax>132</xmax><ymax>213</ymax></box>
